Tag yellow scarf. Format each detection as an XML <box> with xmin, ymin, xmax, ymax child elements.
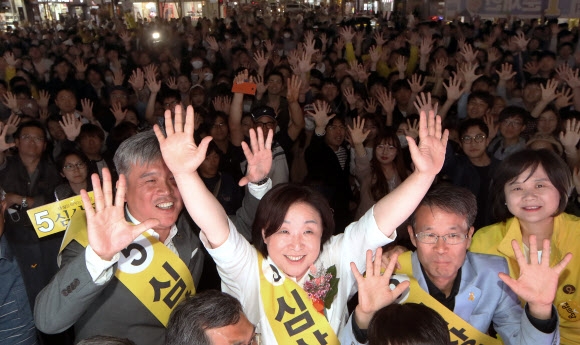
<box><xmin>258</xmin><ymin>253</ymin><xmax>339</xmax><ymax>345</ymax></box>
<box><xmin>60</xmin><ymin>210</ymin><xmax>195</xmax><ymax>326</ymax></box>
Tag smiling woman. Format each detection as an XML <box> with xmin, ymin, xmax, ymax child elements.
<box><xmin>155</xmin><ymin>105</ymin><xmax>449</xmax><ymax>345</ymax></box>
<box><xmin>470</xmin><ymin>149</ymin><xmax>580</xmax><ymax>344</ymax></box>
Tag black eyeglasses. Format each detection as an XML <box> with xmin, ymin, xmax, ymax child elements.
<box><xmin>415</xmin><ymin>233</ymin><xmax>468</xmax><ymax>245</ymax></box>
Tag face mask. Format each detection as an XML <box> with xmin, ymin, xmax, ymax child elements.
<box><xmin>398</xmin><ymin>135</ymin><xmax>408</xmax><ymax>148</ymax></box>
<box><xmin>277</xmin><ymin>49</ymin><xmax>284</xmax><ymax>56</ymax></box>
<box><xmin>254</xmin><ymin>40</ymin><xmax>261</xmax><ymax>46</ymax></box>
<box><xmin>191</xmin><ymin>60</ymin><xmax>203</xmax><ymax>69</ymax></box>
<box><xmin>105</xmin><ymin>76</ymin><xmax>113</xmax><ymax>84</ymax></box>
<box><xmin>283</xmin><ymin>33</ymin><xmax>291</xmax><ymax>39</ymax></box>
<box><xmin>243</xmin><ymin>100</ymin><xmax>252</xmax><ymax>113</ymax></box>
<box><xmin>224</xmin><ymin>34</ymin><xmax>230</xmax><ymax>40</ymax></box>
<box><xmin>204</xmin><ymin>72</ymin><xmax>213</xmax><ymax>81</ymax></box>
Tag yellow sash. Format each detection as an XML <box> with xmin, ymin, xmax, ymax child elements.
<box><xmin>27</xmin><ymin>193</ymin><xmax>94</xmax><ymax>238</ymax></box>
<box><xmin>397</xmin><ymin>251</ymin><xmax>503</xmax><ymax>345</ymax></box>
<box><xmin>258</xmin><ymin>253</ymin><xmax>339</xmax><ymax>345</ymax></box>
<box><xmin>60</xmin><ymin>210</ymin><xmax>195</xmax><ymax>326</ymax></box>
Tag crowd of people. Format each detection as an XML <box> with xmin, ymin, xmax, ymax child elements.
<box><xmin>0</xmin><ymin>7</ymin><xmax>579</xmax><ymax>345</ymax></box>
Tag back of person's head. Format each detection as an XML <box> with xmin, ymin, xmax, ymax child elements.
<box><xmin>368</xmin><ymin>303</ymin><xmax>450</xmax><ymax>345</ymax></box>
<box><xmin>77</xmin><ymin>335</ymin><xmax>136</xmax><ymax>345</ymax></box>
<box><xmin>165</xmin><ymin>290</ymin><xmax>245</xmax><ymax>345</ymax></box>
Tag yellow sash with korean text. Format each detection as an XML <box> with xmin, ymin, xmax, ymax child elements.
<box><xmin>258</xmin><ymin>253</ymin><xmax>339</xmax><ymax>345</ymax></box>
<box><xmin>59</xmin><ymin>210</ymin><xmax>195</xmax><ymax>326</ymax></box>
<box><xmin>397</xmin><ymin>252</ymin><xmax>502</xmax><ymax>345</ymax></box>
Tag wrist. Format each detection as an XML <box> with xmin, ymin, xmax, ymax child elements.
<box><xmin>528</xmin><ymin>302</ymin><xmax>553</xmax><ymax>320</ymax></box>
<box><xmin>354</xmin><ymin>305</ymin><xmax>373</xmax><ymax>330</ymax></box>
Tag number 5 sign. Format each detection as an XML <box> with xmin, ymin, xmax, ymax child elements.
<box><xmin>26</xmin><ymin>192</ymin><xmax>95</xmax><ymax>238</ymax></box>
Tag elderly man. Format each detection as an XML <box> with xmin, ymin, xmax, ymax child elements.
<box><xmin>165</xmin><ymin>290</ymin><xmax>255</xmax><ymax>345</ymax></box>
<box><xmin>341</xmin><ymin>184</ymin><xmax>570</xmax><ymax>345</ymax></box>
<box><xmin>34</xmin><ymin>106</ymin><xmax>272</xmax><ymax>345</ymax></box>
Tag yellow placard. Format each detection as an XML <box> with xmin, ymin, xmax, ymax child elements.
<box><xmin>27</xmin><ymin>192</ymin><xmax>94</xmax><ymax>238</ymax></box>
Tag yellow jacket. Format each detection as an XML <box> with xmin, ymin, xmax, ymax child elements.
<box><xmin>470</xmin><ymin>213</ymin><xmax>580</xmax><ymax>345</ymax></box>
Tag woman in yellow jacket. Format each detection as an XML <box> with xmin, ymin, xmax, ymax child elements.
<box><xmin>470</xmin><ymin>149</ymin><xmax>579</xmax><ymax>345</ymax></box>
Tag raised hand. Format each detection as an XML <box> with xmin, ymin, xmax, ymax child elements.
<box><xmin>524</xmin><ymin>61</ymin><xmax>539</xmax><ymax>76</ymax></box>
<box><xmin>555</xmin><ymin>88</ymin><xmax>573</xmax><ymax>109</ymax></box>
<box><xmin>408</xmin><ymin>74</ymin><xmax>426</xmax><ymax>94</ymax></box>
<box><xmin>460</xmin><ymin>44</ymin><xmax>477</xmax><ymax>63</ymax></box>
<box><xmin>74</xmin><ymin>57</ymin><xmax>87</xmax><ymax>74</ymax></box>
<box><xmin>433</xmin><ymin>58</ymin><xmax>447</xmax><ymax>77</ymax></box>
<box><xmin>206</xmin><ymin>36</ymin><xmax>219</xmax><ymax>52</ymax></box>
<box><xmin>255</xmin><ymin>74</ymin><xmax>267</xmax><ymax>96</ymax></box>
<box><xmin>59</xmin><ymin>113</ymin><xmax>82</xmax><ymax>141</ymax></box>
<box><xmin>81</xmin><ymin>168</ymin><xmax>160</xmax><ymax>261</ymax></box>
<box><xmin>461</xmin><ymin>62</ymin><xmax>482</xmax><ymax>85</ymax></box>
<box><xmin>443</xmin><ymin>76</ymin><xmax>465</xmax><ymax>102</ymax></box>
<box><xmin>347</xmin><ymin>116</ymin><xmax>369</xmax><ymax>146</ymax></box>
<box><xmin>364</xmin><ymin>98</ymin><xmax>378</xmax><ymax>113</ymax></box>
<box><xmin>286</xmin><ymin>74</ymin><xmax>302</xmax><ymax>103</ymax></box>
<box><xmin>128</xmin><ymin>68</ymin><xmax>145</xmax><ymax>91</ymax></box>
<box><xmin>420</xmin><ymin>36</ymin><xmax>433</xmax><ymax>57</ymax></box>
<box><xmin>110</xmin><ymin>103</ymin><xmax>128</xmax><ymax>125</ymax></box>
<box><xmin>339</xmin><ymin>26</ymin><xmax>355</xmax><ymax>43</ymax></box>
<box><xmin>264</xmin><ymin>39</ymin><xmax>274</xmax><ymax>53</ymax></box>
<box><xmin>343</xmin><ymin>87</ymin><xmax>357</xmax><ymax>107</ymax></box>
<box><xmin>37</xmin><ymin>90</ymin><xmax>50</xmax><ymax>109</ymax></box>
<box><xmin>560</xmin><ymin>67</ymin><xmax>580</xmax><ymax>89</ymax></box>
<box><xmin>352</xmin><ymin>248</ymin><xmax>410</xmax><ymax>329</ymax></box>
<box><xmin>0</xmin><ymin>123</ymin><xmax>15</xmax><ymax>152</ymax></box>
<box><xmin>488</xmin><ymin>47</ymin><xmax>500</xmax><ymax>64</ymax></box>
<box><xmin>166</xmin><ymin>76</ymin><xmax>178</xmax><ymax>90</ymax></box>
<box><xmin>376</xmin><ymin>87</ymin><xmax>396</xmax><ymax>114</ymax></box>
<box><xmin>483</xmin><ymin>114</ymin><xmax>498</xmax><ymax>143</ymax></box>
<box><xmin>559</xmin><ymin>118</ymin><xmax>580</xmax><ymax>149</ymax></box>
<box><xmin>238</xmin><ymin>127</ymin><xmax>273</xmax><ymax>186</ymax></box>
<box><xmin>369</xmin><ymin>45</ymin><xmax>381</xmax><ymax>64</ymax></box>
<box><xmin>499</xmin><ymin>236</ymin><xmax>572</xmax><ymax>320</ymax></box>
<box><xmin>373</xmin><ymin>31</ymin><xmax>385</xmax><ymax>47</ymax></box>
<box><xmin>3</xmin><ymin>52</ymin><xmax>18</xmax><ymax>66</ymax></box>
<box><xmin>541</xmin><ymin>79</ymin><xmax>558</xmax><ymax>103</ymax></box>
<box><xmin>81</xmin><ymin>99</ymin><xmax>94</xmax><ymax>121</ymax></box>
<box><xmin>2</xmin><ymin>92</ymin><xmax>19</xmax><ymax>112</ymax></box>
<box><xmin>254</xmin><ymin>50</ymin><xmax>269</xmax><ymax>71</ymax></box>
<box><xmin>404</xmin><ymin>118</ymin><xmax>420</xmax><ymax>141</ymax></box>
<box><xmin>408</xmin><ymin>111</ymin><xmax>448</xmax><ymax>176</ymax></box>
<box><xmin>112</xmin><ymin>69</ymin><xmax>125</xmax><ymax>86</ymax></box>
<box><xmin>395</xmin><ymin>56</ymin><xmax>407</xmax><ymax>76</ymax></box>
<box><xmin>146</xmin><ymin>74</ymin><xmax>161</xmax><ymax>94</ymax></box>
<box><xmin>414</xmin><ymin>92</ymin><xmax>437</xmax><ymax>115</ymax></box>
<box><xmin>334</xmin><ymin>36</ymin><xmax>345</xmax><ymax>52</ymax></box>
<box><xmin>297</xmin><ymin>51</ymin><xmax>315</xmax><ymax>75</ymax></box>
<box><xmin>307</xmin><ymin>100</ymin><xmax>334</xmax><ymax>130</ymax></box>
<box><xmin>497</xmin><ymin>63</ymin><xmax>516</xmax><ymax>81</ymax></box>
<box><xmin>153</xmin><ymin>105</ymin><xmax>213</xmax><ymax>177</ymax></box>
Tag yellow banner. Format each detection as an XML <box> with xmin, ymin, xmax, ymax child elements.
<box><xmin>397</xmin><ymin>252</ymin><xmax>502</xmax><ymax>345</ymax></box>
<box><xmin>60</xmin><ymin>210</ymin><xmax>195</xmax><ymax>326</ymax></box>
<box><xmin>258</xmin><ymin>253</ymin><xmax>339</xmax><ymax>345</ymax></box>
<box><xmin>27</xmin><ymin>193</ymin><xmax>94</xmax><ymax>238</ymax></box>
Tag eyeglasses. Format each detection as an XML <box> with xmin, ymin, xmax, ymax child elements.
<box><xmin>327</xmin><ymin>125</ymin><xmax>346</xmax><ymax>131</ymax></box>
<box><xmin>376</xmin><ymin>144</ymin><xmax>397</xmax><ymax>152</ymax></box>
<box><xmin>502</xmin><ymin>120</ymin><xmax>523</xmax><ymax>127</ymax></box>
<box><xmin>63</xmin><ymin>162</ymin><xmax>87</xmax><ymax>170</ymax></box>
<box><xmin>415</xmin><ymin>232</ymin><xmax>469</xmax><ymax>245</ymax></box>
<box><xmin>212</xmin><ymin>122</ymin><xmax>227</xmax><ymax>129</ymax></box>
<box><xmin>254</xmin><ymin>121</ymin><xmax>277</xmax><ymax>130</ymax></box>
<box><xmin>20</xmin><ymin>135</ymin><xmax>45</xmax><ymax>143</ymax></box>
<box><xmin>460</xmin><ymin>134</ymin><xmax>486</xmax><ymax>144</ymax></box>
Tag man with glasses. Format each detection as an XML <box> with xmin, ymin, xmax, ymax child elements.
<box><xmin>0</xmin><ymin>121</ymin><xmax>62</xmax><ymax>306</ymax></box>
<box><xmin>165</xmin><ymin>290</ymin><xmax>256</xmax><ymax>345</ymax></box>
<box><xmin>342</xmin><ymin>184</ymin><xmax>563</xmax><ymax>345</ymax></box>
<box><xmin>441</xmin><ymin>118</ymin><xmax>499</xmax><ymax>228</ymax></box>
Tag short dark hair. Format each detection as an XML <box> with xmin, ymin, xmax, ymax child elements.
<box><xmin>490</xmin><ymin>149</ymin><xmax>572</xmax><ymax>222</ymax></box>
<box><xmin>14</xmin><ymin>120</ymin><xmax>46</xmax><ymax>140</ymax></box>
<box><xmin>165</xmin><ymin>290</ymin><xmax>245</xmax><ymax>345</ymax></box>
<box><xmin>252</xmin><ymin>184</ymin><xmax>335</xmax><ymax>258</ymax></box>
<box><xmin>498</xmin><ymin>106</ymin><xmax>529</xmax><ymax>124</ymax></box>
<box><xmin>78</xmin><ymin>123</ymin><xmax>105</xmax><ymax>142</ymax></box>
<box><xmin>410</xmin><ymin>183</ymin><xmax>477</xmax><ymax>230</ymax></box>
<box><xmin>458</xmin><ymin>118</ymin><xmax>489</xmax><ymax>137</ymax></box>
<box><xmin>368</xmin><ymin>303</ymin><xmax>450</xmax><ymax>345</ymax></box>
<box><xmin>467</xmin><ymin>91</ymin><xmax>494</xmax><ymax>110</ymax></box>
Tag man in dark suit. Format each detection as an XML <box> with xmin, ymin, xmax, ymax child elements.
<box><xmin>34</xmin><ymin>127</ymin><xmax>269</xmax><ymax>345</ymax></box>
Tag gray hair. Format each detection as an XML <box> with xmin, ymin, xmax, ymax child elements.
<box><xmin>165</xmin><ymin>290</ymin><xmax>245</xmax><ymax>345</ymax></box>
<box><xmin>410</xmin><ymin>183</ymin><xmax>477</xmax><ymax>231</ymax></box>
<box><xmin>113</xmin><ymin>130</ymin><xmax>163</xmax><ymax>176</ymax></box>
